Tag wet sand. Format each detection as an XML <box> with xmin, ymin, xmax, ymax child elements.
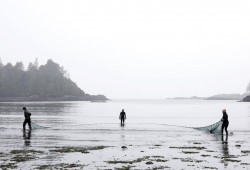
<box><xmin>1</xmin><ymin>124</ymin><xmax>250</xmax><ymax>170</ymax></box>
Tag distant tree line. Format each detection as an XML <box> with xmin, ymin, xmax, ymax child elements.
<box><xmin>0</xmin><ymin>58</ymin><xmax>107</xmax><ymax>101</ymax></box>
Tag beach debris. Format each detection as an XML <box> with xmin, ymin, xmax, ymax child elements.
<box><xmin>235</xmin><ymin>145</ymin><xmax>241</xmax><ymax>148</ymax></box>
<box><xmin>193</xmin><ymin>142</ymin><xmax>202</xmax><ymax>145</ymax></box>
<box><xmin>121</xmin><ymin>146</ymin><xmax>128</xmax><ymax>149</ymax></box>
<box><xmin>114</xmin><ymin>165</ymin><xmax>135</xmax><ymax>170</ymax></box>
<box><xmin>50</xmin><ymin>146</ymin><xmax>109</xmax><ymax>154</ymax></box>
<box><xmin>10</xmin><ymin>149</ymin><xmax>43</xmax><ymax>154</ymax></box>
<box><xmin>221</xmin><ymin>155</ymin><xmax>239</xmax><ymax>159</ymax></box>
<box><xmin>241</xmin><ymin>163</ymin><xmax>250</xmax><ymax>165</ymax></box>
<box><xmin>241</xmin><ymin>150</ymin><xmax>250</xmax><ymax>154</ymax></box>
<box><xmin>0</xmin><ymin>163</ymin><xmax>18</xmax><ymax>170</ymax></box>
<box><xmin>169</xmin><ymin>146</ymin><xmax>206</xmax><ymax>150</ymax></box>
<box><xmin>206</xmin><ymin>150</ymin><xmax>215</xmax><ymax>152</ymax></box>
<box><xmin>150</xmin><ymin>166</ymin><xmax>171</xmax><ymax>169</ymax></box>
<box><xmin>145</xmin><ymin>161</ymin><xmax>153</xmax><ymax>165</ymax></box>
<box><xmin>11</xmin><ymin>154</ymin><xmax>36</xmax><ymax>162</ymax></box>
<box><xmin>182</xmin><ymin>151</ymin><xmax>199</xmax><ymax>154</ymax></box>
<box><xmin>180</xmin><ymin>158</ymin><xmax>205</xmax><ymax>163</ymax></box>
<box><xmin>36</xmin><ymin>163</ymin><xmax>85</xmax><ymax>170</ymax></box>
<box><xmin>153</xmin><ymin>144</ymin><xmax>162</xmax><ymax>147</ymax></box>
<box><xmin>9</xmin><ymin>149</ymin><xmax>43</xmax><ymax>163</ymax></box>
<box><xmin>153</xmin><ymin>159</ymin><xmax>168</xmax><ymax>162</ymax></box>
<box><xmin>151</xmin><ymin>156</ymin><xmax>164</xmax><ymax>158</ymax></box>
<box><xmin>180</xmin><ymin>158</ymin><xmax>194</xmax><ymax>162</ymax></box>
<box><xmin>106</xmin><ymin>156</ymin><xmax>150</xmax><ymax>164</ymax></box>
<box><xmin>203</xmin><ymin>166</ymin><xmax>218</xmax><ymax>169</ymax></box>
<box><xmin>223</xmin><ymin>158</ymin><xmax>241</xmax><ymax>162</ymax></box>
<box><xmin>200</xmin><ymin>154</ymin><xmax>211</xmax><ymax>157</ymax></box>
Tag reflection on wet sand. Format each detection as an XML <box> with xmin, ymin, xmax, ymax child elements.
<box><xmin>23</xmin><ymin>130</ymin><xmax>31</xmax><ymax>147</ymax></box>
<box><xmin>221</xmin><ymin>134</ymin><xmax>229</xmax><ymax>166</ymax></box>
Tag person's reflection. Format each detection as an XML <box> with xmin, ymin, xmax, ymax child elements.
<box><xmin>221</xmin><ymin>134</ymin><xmax>229</xmax><ymax>166</ymax></box>
<box><xmin>23</xmin><ymin>130</ymin><xmax>31</xmax><ymax>147</ymax></box>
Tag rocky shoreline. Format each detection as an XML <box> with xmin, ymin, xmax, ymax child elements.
<box><xmin>242</xmin><ymin>95</ymin><xmax>250</xmax><ymax>102</ymax></box>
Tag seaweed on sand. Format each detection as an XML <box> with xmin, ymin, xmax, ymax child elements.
<box><xmin>36</xmin><ymin>163</ymin><xmax>84</xmax><ymax>170</ymax></box>
<box><xmin>201</xmin><ymin>154</ymin><xmax>211</xmax><ymax>157</ymax></box>
<box><xmin>169</xmin><ymin>146</ymin><xmax>206</xmax><ymax>150</ymax></box>
<box><xmin>151</xmin><ymin>156</ymin><xmax>164</xmax><ymax>158</ymax></box>
<box><xmin>50</xmin><ymin>146</ymin><xmax>109</xmax><ymax>154</ymax></box>
<box><xmin>182</xmin><ymin>151</ymin><xmax>199</xmax><ymax>154</ymax></box>
<box><xmin>180</xmin><ymin>158</ymin><xmax>205</xmax><ymax>163</ymax></box>
<box><xmin>11</xmin><ymin>154</ymin><xmax>36</xmax><ymax>162</ymax></box>
<box><xmin>203</xmin><ymin>166</ymin><xmax>218</xmax><ymax>169</ymax></box>
<box><xmin>150</xmin><ymin>166</ymin><xmax>171</xmax><ymax>170</ymax></box>
<box><xmin>106</xmin><ymin>156</ymin><xmax>150</xmax><ymax>164</ymax></box>
<box><xmin>223</xmin><ymin>159</ymin><xmax>241</xmax><ymax>162</ymax></box>
<box><xmin>9</xmin><ymin>149</ymin><xmax>43</xmax><ymax>163</ymax></box>
<box><xmin>0</xmin><ymin>163</ymin><xmax>18</xmax><ymax>170</ymax></box>
<box><xmin>10</xmin><ymin>149</ymin><xmax>43</xmax><ymax>154</ymax></box>
<box><xmin>153</xmin><ymin>144</ymin><xmax>162</xmax><ymax>147</ymax></box>
<box><xmin>241</xmin><ymin>150</ymin><xmax>250</xmax><ymax>154</ymax></box>
<box><xmin>114</xmin><ymin>165</ymin><xmax>135</xmax><ymax>170</ymax></box>
<box><xmin>153</xmin><ymin>159</ymin><xmax>168</xmax><ymax>162</ymax></box>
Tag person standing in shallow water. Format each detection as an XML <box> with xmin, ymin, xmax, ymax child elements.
<box><xmin>23</xmin><ymin>107</ymin><xmax>32</xmax><ymax>131</ymax></box>
<box><xmin>119</xmin><ymin>109</ymin><xmax>126</xmax><ymax>126</ymax></box>
<box><xmin>221</xmin><ymin>109</ymin><xmax>229</xmax><ymax>135</ymax></box>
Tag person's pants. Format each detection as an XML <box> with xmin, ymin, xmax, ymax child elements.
<box><xmin>23</xmin><ymin>119</ymin><xmax>32</xmax><ymax>130</ymax></box>
<box><xmin>221</xmin><ymin>121</ymin><xmax>229</xmax><ymax>135</ymax></box>
<box><xmin>121</xmin><ymin>118</ymin><xmax>125</xmax><ymax>124</ymax></box>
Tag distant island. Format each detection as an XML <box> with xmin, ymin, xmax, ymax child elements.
<box><xmin>167</xmin><ymin>94</ymin><xmax>247</xmax><ymax>101</ymax></box>
<box><xmin>242</xmin><ymin>84</ymin><xmax>250</xmax><ymax>102</ymax></box>
<box><xmin>166</xmin><ymin>96</ymin><xmax>205</xmax><ymax>100</ymax></box>
<box><xmin>0</xmin><ymin>59</ymin><xmax>108</xmax><ymax>102</ymax></box>
<box><xmin>206</xmin><ymin>93</ymin><xmax>247</xmax><ymax>100</ymax></box>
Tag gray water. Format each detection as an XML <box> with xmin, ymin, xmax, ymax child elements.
<box><xmin>0</xmin><ymin>99</ymin><xmax>249</xmax><ymax>131</ymax></box>
<box><xmin>1</xmin><ymin>99</ymin><xmax>250</xmax><ymax>169</ymax></box>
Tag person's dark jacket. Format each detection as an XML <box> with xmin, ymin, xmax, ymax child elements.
<box><xmin>24</xmin><ymin>110</ymin><xmax>31</xmax><ymax>119</ymax></box>
<box><xmin>221</xmin><ymin>113</ymin><xmax>228</xmax><ymax>123</ymax></box>
<box><xmin>119</xmin><ymin>111</ymin><xmax>126</xmax><ymax>119</ymax></box>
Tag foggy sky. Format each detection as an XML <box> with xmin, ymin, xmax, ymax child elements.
<box><xmin>0</xmin><ymin>0</ymin><xmax>250</xmax><ymax>99</ymax></box>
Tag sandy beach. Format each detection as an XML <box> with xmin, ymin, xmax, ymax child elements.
<box><xmin>0</xmin><ymin>123</ymin><xmax>250</xmax><ymax>170</ymax></box>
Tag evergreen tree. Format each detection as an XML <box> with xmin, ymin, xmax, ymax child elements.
<box><xmin>0</xmin><ymin>59</ymin><xmax>107</xmax><ymax>101</ymax></box>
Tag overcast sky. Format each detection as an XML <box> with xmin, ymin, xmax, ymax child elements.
<box><xmin>0</xmin><ymin>0</ymin><xmax>250</xmax><ymax>99</ymax></box>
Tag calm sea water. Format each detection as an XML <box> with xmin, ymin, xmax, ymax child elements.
<box><xmin>0</xmin><ymin>99</ymin><xmax>249</xmax><ymax>131</ymax></box>
<box><xmin>1</xmin><ymin>99</ymin><xmax>250</xmax><ymax>170</ymax></box>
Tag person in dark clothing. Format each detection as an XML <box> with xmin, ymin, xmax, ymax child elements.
<box><xmin>119</xmin><ymin>109</ymin><xmax>126</xmax><ymax>126</ymax></box>
<box><xmin>221</xmin><ymin>109</ymin><xmax>229</xmax><ymax>135</ymax></box>
<box><xmin>23</xmin><ymin>107</ymin><xmax>32</xmax><ymax>130</ymax></box>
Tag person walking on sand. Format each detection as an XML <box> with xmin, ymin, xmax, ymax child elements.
<box><xmin>119</xmin><ymin>109</ymin><xmax>126</xmax><ymax>125</ymax></box>
<box><xmin>221</xmin><ymin>109</ymin><xmax>229</xmax><ymax>135</ymax></box>
<box><xmin>23</xmin><ymin>107</ymin><xmax>32</xmax><ymax>131</ymax></box>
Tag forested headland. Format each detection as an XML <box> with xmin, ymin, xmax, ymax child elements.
<box><xmin>0</xmin><ymin>58</ymin><xmax>108</xmax><ymax>101</ymax></box>
<box><xmin>243</xmin><ymin>82</ymin><xmax>250</xmax><ymax>102</ymax></box>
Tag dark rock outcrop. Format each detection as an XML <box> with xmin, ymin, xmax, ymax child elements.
<box><xmin>242</xmin><ymin>95</ymin><xmax>250</xmax><ymax>102</ymax></box>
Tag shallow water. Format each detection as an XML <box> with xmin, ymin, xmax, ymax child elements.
<box><xmin>0</xmin><ymin>99</ymin><xmax>250</xmax><ymax>169</ymax></box>
<box><xmin>1</xmin><ymin>99</ymin><xmax>249</xmax><ymax>130</ymax></box>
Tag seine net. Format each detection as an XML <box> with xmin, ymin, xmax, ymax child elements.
<box><xmin>31</xmin><ymin>122</ymin><xmax>48</xmax><ymax>129</ymax></box>
<box><xmin>193</xmin><ymin>121</ymin><xmax>222</xmax><ymax>134</ymax></box>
